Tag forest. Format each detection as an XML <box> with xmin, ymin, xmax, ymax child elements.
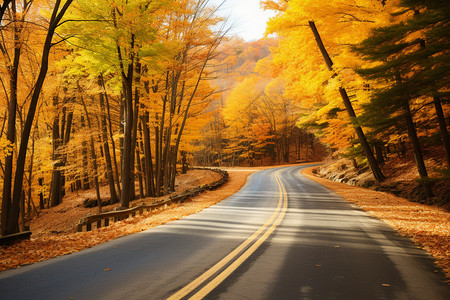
<box><xmin>0</xmin><ymin>0</ymin><xmax>449</xmax><ymax>238</ymax></box>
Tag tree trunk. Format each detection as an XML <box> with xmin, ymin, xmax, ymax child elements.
<box><xmin>308</xmin><ymin>20</ymin><xmax>385</xmax><ymax>182</ymax></box>
<box><xmin>60</xmin><ymin>108</ymin><xmax>73</xmax><ymax>198</ymax></box>
<box><xmin>1</xmin><ymin>9</ymin><xmax>21</xmax><ymax>235</ymax></box>
<box><xmin>136</xmin><ymin>147</ymin><xmax>144</xmax><ymax>198</ymax></box>
<box><xmin>129</xmin><ymin>61</ymin><xmax>141</xmax><ymax>200</ymax></box>
<box><xmin>181</xmin><ymin>151</ymin><xmax>188</xmax><ymax>174</ymax></box>
<box><xmin>99</xmin><ymin>81</ymin><xmax>118</xmax><ymax>203</ymax></box>
<box><xmin>50</xmin><ymin>97</ymin><xmax>62</xmax><ymax>207</ymax></box>
<box><xmin>81</xmin><ymin>115</ymin><xmax>90</xmax><ymax>190</ymax></box>
<box><xmin>80</xmin><ymin>96</ymin><xmax>102</xmax><ymax>212</ymax></box>
<box><xmin>155</xmin><ymin>125</ymin><xmax>161</xmax><ymax>196</ymax></box>
<box><xmin>49</xmin><ymin>98</ymin><xmax>73</xmax><ymax>207</ymax></box>
<box><xmin>137</xmin><ymin>121</ymin><xmax>146</xmax><ymax>196</ymax></box>
<box><xmin>339</xmin><ymin>87</ymin><xmax>386</xmax><ymax>181</ymax></box>
<box><xmin>6</xmin><ymin>0</ymin><xmax>73</xmax><ymax>235</ymax></box>
<box><xmin>156</xmin><ymin>94</ymin><xmax>168</xmax><ymax>196</ymax></box>
<box><xmin>433</xmin><ymin>97</ymin><xmax>450</xmax><ymax>168</ymax></box>
<box><xmin>141</xmin><ymin>115</ymin><xmax>155</xmax><ymax>197</ymax></box>
<box><xmin>19</xmin><ymin>190</ymin><xmax>25</xmax><ymax>232</ymax></box>
<box><xmin>120</xmin><ymin>66</ymin><xmax>134</xmax><ymax>208</ymax></box>
<box><xmin>375</xmin><ymin>143</ymin><xmax>385</xmax><ymax>165</ymax></box>
<box><xmin>102</xmin><ymin>83</ymin><xmax>121</xmax><ymax>197</ymax></box>
<box><xmin>403</xmin><ymin>101</ymin><xmax>434</xmax><ymax>198</ymax></box>
<box><xmin>170</xmin><ymin>146</ymin><xmax>177</xmax><ymax>192</ymax></box>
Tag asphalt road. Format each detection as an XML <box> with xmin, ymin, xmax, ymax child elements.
<box><xmin>0</xmin><ymin>166</ymin><xmax>449</xmax><ymax>300</ymax></box>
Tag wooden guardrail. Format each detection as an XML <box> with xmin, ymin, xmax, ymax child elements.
<box><xmin>76</xmin><ymin>168</ymin><xmax>228</xmax><ymax>232</ymax></box>
<box><xmin>0</xmin><ymin>231</ymin><xmax>32</xmax><ymax>246</ymax></box>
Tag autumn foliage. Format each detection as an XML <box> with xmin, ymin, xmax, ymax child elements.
<box><xmin>231</xmin><ymin>0</ymin><xmax>449</xmax><ymax>203</ymax></box>
<box><xmin>0</xmin><ymin>0</ymin><xmax>229</xmax><ymax>235</ymax></box>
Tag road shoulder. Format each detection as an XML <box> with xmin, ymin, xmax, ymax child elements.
<box><xmin>302</xmin><ymin>166</ymin><xmax>450</xmax><ymax>281</ymax></box>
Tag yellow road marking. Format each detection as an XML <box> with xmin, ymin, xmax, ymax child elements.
<box><xmin>168</xmin><ymin>170</ymin><xmax>288</xmax><ymax>300</ymax></box>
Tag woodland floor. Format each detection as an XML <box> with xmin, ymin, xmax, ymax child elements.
<box><xmin>1</xmin><ymin>164</ymin><xmax>449</xmax><ymax>282</ymax></box>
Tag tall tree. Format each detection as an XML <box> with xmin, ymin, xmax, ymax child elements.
<box><xmin>308</xmin><ymin>20</ymin><xmax>385</xmax><ymax>181</ymax></box>
<box><xmin>1</xmin><ymin>0</ymin><xmax>74</xmax><ymax>236</ymax></box>
<box><xmin>353</xmin><ymin>0</ymin><xmax>450</xmax><ymax>197</ymax></box>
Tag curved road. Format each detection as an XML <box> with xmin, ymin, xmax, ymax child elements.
<box><xmin>0</xmin><ymin>166</ymin><xmax>449</xmax><ymax>299</ymax></box>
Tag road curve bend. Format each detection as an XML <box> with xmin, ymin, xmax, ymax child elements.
<box><xmin>0</xmin><ymin>165</ymin><xmax>449</xmax><ymax>300</ymax></box>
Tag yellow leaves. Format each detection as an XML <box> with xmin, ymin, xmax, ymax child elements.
<box><xmin>320</xmin><ymin>116</ymin><xmax>354</xmax><ymax>149</ymax></box>
<box><xmin>0</xmin><ymin>137</ymin><xmax>14</xmax><ymax>157</ymax></box>
<box><xmin>261</xmin><ymin>0</ymin><xmax>288</xmax><ymax>13</ymax></box>
<box><xmin>261</xmin><ymin>0</ymin><xmax>410</xmax><ymax>155</ymax></box>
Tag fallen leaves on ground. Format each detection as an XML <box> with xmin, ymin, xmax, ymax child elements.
<box><xmin>0</xmin><ymin>170</ymin><xmax>254</xmax><ymax>272</ymax></box>
<box><xmin>303</xmin><ymin>167</ymin><xmax>450</xmax><ymax>280</ymax></box>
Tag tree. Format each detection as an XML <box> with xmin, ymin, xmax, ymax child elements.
<box><xmin>353</xmin><ymin>0</ymin><xmax>450</xmax><ymax>198</ymax></box>
<box><xmin>308</xmin><ymin>20</ymin><xmax>385</xmax><ymax>181</ymax></box>
<box><xmin>1</xmin><ymin>0</ymin><xmax>74</xmax><ymax>236</ymax></box>
<box><xmin>262</xmin><ymin>0</ymin><xmax>396</xmax><ymax>179</ymax></box>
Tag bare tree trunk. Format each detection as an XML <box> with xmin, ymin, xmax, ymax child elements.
<box><xmin>26</xmin><ymin>118</ymin><xmax>39</xmax><ymax>223</ymax></box>
<box><xmin>137</xmin><ymin>121</ymin><xmax>146</xmax><ymax>196</ymax></box>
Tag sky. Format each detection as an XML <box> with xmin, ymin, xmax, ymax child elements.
<box><xmin>208</xmin><ymin>0</ymin><xmax>276</xmax><ymax>41</ymax></box>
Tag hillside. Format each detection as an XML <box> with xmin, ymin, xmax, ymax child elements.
<box><xmin>316</xmin><ymin>151</ymin><xmax>450</xmax><ymax>210</ymax></box>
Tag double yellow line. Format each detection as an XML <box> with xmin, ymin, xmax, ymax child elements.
<box><xmin>168</xmin><ymin>169</ymin><xmax>288</xmax><ymax>300</ymax></box>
